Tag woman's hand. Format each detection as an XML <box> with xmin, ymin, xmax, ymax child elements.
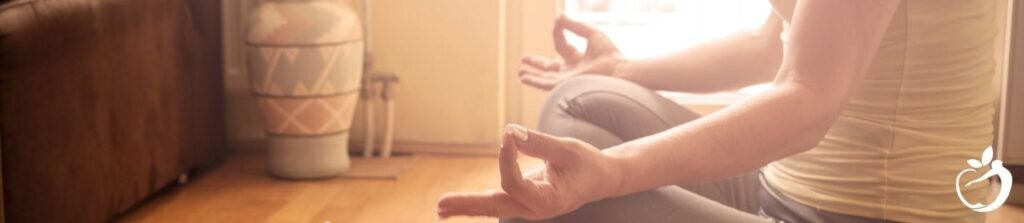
<box><xmin>519</xmin><ymin>14</ymin><xmax>627</xmax><ymax>90</ymax></box>
<box><xmin>437</xmin><ymin>124</ymin><xmax>625</xmax><ymax>221</ymax></box>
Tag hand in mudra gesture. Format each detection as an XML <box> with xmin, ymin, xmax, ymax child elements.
<box><xmin>437</xmin><ymin>124</ymin><xmax>624</xmax><ymax>220</ymax></box>
<box><xmin>519</xmin><ymin>14</ymin><xmax>626</xmax><ymax>90</ymax></box>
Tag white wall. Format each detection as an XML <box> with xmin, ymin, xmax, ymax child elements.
<box><xmin>354</xmin><ymin>0</ymin><xmax>507</xmax><ymax>149</ymax></box>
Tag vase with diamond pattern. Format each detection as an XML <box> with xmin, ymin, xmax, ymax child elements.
<box><xmin>246</xmin><ymin>0</ymin><xmax>363</xmax><ymax>179</ymax></box>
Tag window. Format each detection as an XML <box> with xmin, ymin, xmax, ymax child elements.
<box><xmin>564</xmin><ymin>0</ymin><xmax>772</xmax><ymax>58</ymax></box>
<box><xmin>565</xmin><ymin>0</ymin><xmax>774</xmax><ymax>105</ymax></box>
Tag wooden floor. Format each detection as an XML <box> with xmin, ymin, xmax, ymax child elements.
<box><xmin>119</xmin><ymin>151</ymin><xmax>1024</xmax><ymax>223</ymax></box>
<box><xmin>117</xmin><ymin>151</ymin><xmax>541</xmax><ymax>223</ymax></box>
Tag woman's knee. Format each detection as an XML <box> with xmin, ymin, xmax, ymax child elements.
<box><xmin>537</xmin><ymin>75</ymin><xmax>643</xmax><ymax>131</ymax></box>
<box><xmin>537</xmin><ymin>75</ymin><xmax>699</xmax><ymax>140</ymax></box>
<box><xmin>545</xmin><ymin>75</ymin><xmax>644</xmax><ymax>105</ymax></box>
<box><xmin>540</xmin><ymin>75</ymin><xmax>647</xmax><ymax>119</ymax></box>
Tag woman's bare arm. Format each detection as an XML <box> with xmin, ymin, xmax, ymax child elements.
<box><xmin>606</xmin><ymin>0</ymin><xmax>900</xmax><ymax>195</ymax></box>
<box><xmin>614</xmin><ymin>14</ymin><xmax>784</xmax><ymax>93</ymax></box>
<box><xmin>520</xmin><ymin>12</ymin><xmax>783</xmax><ymax>93</ymax></box>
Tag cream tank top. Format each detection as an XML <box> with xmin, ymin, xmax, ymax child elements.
<box><xmin>761</xmin><ymin>0</ymin><xmax>999</xmax><ymax>222</ymax></box>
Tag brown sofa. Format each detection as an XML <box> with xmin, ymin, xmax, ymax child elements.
<box><xmin>0</xmin><ymin>0</ymin><xmax>224</xmax><ymax>222</ymax></box>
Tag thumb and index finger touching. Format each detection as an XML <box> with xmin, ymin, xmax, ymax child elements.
<box><xmin>436</xmin><ymin>125</ymin><xmax>580</xmax><ymax>219</ymax></box>
<box><xmin>504</xmin><ymin>124</ymin><xmax>580</xmax><ymax>166</ymax></box>
<box><xmin>552</xmin><ymin>14</ymin><xmax>602</xmax><ymax>65</ymax></box>
<box><xmin>500</xmin><ymin>124</ymin><xmax>580</xmax><ymax>194</ymax></box>
<box><xmin>521</xmin><ymin>14</ymin><xmax>607</xmax><ymax>90</ymax></box>
<box><xmin>499</xmin><ymin>124</ymin><xmax>580</xmax><ymax>210</ymax></box>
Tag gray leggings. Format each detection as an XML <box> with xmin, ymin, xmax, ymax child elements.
<box><xmin>503</xmin><ymin>75</ymin><xmax>892</xmax><ymax>223</ymax></box>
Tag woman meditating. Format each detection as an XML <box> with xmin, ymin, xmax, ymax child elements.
<box><xmin>439</xmin><ymin>0</ymin><xmax>998</xmax><ymax>222</ymax></box>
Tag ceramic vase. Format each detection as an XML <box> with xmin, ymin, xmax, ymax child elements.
<box><xmin>246</xmin><ymin>0</ymin><xmax>363</xmax><ymax>179</ymax></box>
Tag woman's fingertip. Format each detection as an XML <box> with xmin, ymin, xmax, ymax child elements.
<box><xmin>506</xmin><ymin>124</ymin><xmax>530</xmax><ymax>142</ymax></box>
<box><xmin>502</xmin><ymin>124</ymin><xmax>513</xmax><ymax>137</ymax></box>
